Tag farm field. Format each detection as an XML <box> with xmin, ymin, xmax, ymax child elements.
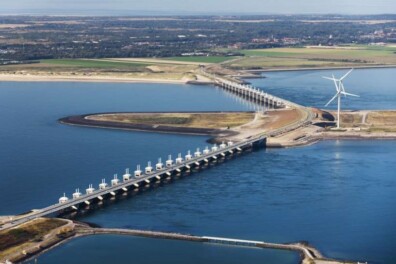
<box><xmin>223</xmin><ymin>45</ymin><xmax>396</xmax><ymax>69</ymax></box>
<box><xmin>164</xmin><ymin>56</ymin><xmax>238</xmax><ymax>63</ymax></box>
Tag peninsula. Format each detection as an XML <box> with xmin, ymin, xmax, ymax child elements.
<box><xmin>60</xmin><ymin>109</ymin><xmax>396</xmax><ymax>148</ymax></box>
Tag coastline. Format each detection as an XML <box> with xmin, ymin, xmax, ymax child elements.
<box><xmin>0</xmin><ymin>74</ymin><xmax>189</xmax><ymax>84</ymax></box>
<box><xmin>315</xmin><ymin>132</ymin><xmax>396</xmax><ymax>141</ymax></box>
<box><xmin>58</xmin><ymin>109</ymin><xmax>314</xmax><ymax>146</ymax></box>
<box><xmin>266</xmin><ymin>125</ymin><xmax>396</xmax><ymax>148</ymax></box>
<box><xmin>58</xmin><ymin>113</ymin><xmax>240</xmax><ymax>140</ymax></box>
<box><xmin>1</xmin><ymin>64</ymin><xmax>395</xmax><ymax>84</ymax></box>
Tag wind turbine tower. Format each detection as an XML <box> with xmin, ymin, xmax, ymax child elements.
<box><xmin>323</xmin><ymin>69</ymin><xmax>359</xmax><ymax>129</ymax></box>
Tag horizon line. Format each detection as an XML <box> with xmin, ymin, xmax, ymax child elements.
<box><xmin>0</xmin><ymin>10</ymin><xmax>395</xmax><ymax>17</ymax></box>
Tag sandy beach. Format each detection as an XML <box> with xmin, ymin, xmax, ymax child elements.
<box><xmin>0</xmin><ymin>73</ymin><xmax>189</xmax><ymax>84</ymax></box>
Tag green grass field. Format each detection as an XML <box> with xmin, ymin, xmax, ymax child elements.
<box><xmin>223</xmin><ymin>45</ymin><xmax>396</xmax><ymax>69</ymax></box>
<box><xmin>240</xmin><ymin>46</ymin><xmax>396</xmax><ymax>58</ymax></box>
<box><xmin>164</xmin><ymin>56</ymin><xmax>238</xmax><ymax>63</ymax></box>
<box><xmin>41</xmin><ymin>59</ymin><xmax>150</xmax><ymax>68</ymax></box>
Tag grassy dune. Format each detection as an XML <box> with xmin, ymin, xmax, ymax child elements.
<box><xmin>0</xmin><ymin>58</ymin><xmax>198</xmax><ymax>82</ymax></box>
<box><xmin>41</xmin><ymin>59</ymin><xmax>151</xmax><ymax>68</ymax></box>
<box><xmin>87</xmin><ymin>112</ymin><xmax>255</xmax><ymax>129</ymax></box>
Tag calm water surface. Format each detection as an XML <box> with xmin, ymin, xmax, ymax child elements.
<box><xmin>34</xmin><ymin>235</ymin><xmax>298</xmax><ymax>264</ymax></box>
<box><xmin>250</xmin><ymin>68</ymin><xmax>396</xmax><ymax>110</ymax></box>
<box><xmin>1</xmin><ymin>69</ymin><xmax>395</xmax><ymax>264</ymax></box>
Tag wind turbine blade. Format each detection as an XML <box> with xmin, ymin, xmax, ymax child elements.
<box><xmin>340</xmin><ymin>68</ymin><xmax>354</xmax><ymax>81</ymax></box>
<box><xmin>322</xmin><ymin>76</ymin><xmax>336</xmax><ymax>81</ymax></box>
<box><xmin>341</xmin><ymin>92</ymin><xmax>360</xmax><ymax>97</ymax></box>
<box><xmin>325</xmin><ymin>94</ymin><xmax>338</xmax><ymax>107</ymax></box>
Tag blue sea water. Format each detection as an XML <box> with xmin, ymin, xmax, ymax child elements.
<box><xmin>1</xmin><ymin>68</ymin><xmax>395</xmax><ymax>264</ymax></box>
<box><xmin>249</xmin><ymin>68</ymin><xmax>396</xmax><ymax>110</ymax></box>
<box><xmin>34</xmin><ymin>235</ymin><xmax>298</xmax><ymax>264</ymax></box>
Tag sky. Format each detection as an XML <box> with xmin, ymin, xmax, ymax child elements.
<box><xmin>1</xmin><ymin>0</ymin><xmax>395</xmax><ymax>15</ymax></box>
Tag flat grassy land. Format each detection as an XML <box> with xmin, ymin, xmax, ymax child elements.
<box><xmin>0</xmin><ymin>59</ymin><xmax>150</xmax><ymax>73</ymax></box>
<box><xmin>223</xmin><ymin>45</ymin><xmax>396</xmax><ymax>69</ymax></box>
<box><xmin>0</xmin><ymin>58</ymin><xmax>199</xmax><ymax>82</ymax></box>
<box><xmin>41</xmin><ymin>59</ymin><xmax>151</xmax><ymax>68</ymax></box>
<box><xmin>333</xmin><ymin>111</ymin><xmax>396</xmax><ymax>132</ymax></box>
<box><xmin>366</xmin><ymin>111</ymin><xmax>396</xmax><ymax>132</ymax></box>
<box><xmin>0</xmin><ymin>218</ymin><xmax>67</xmax><ymax>258</ymax></box>
<box><xmin>164</xmin><ymin>56</ymin><xmax>238</xmax><ymax>63</ymax></box>
<box><xmin>87</xmin><ymin>112</ymin><xmax>255</xmax><ymax>129</ymax></box>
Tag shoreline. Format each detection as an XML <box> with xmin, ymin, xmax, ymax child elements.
<box><xmin>266</xmin><ymin>127</ymin><xmax>396</xmax><ymax>148</ymax></box>
<box><xmin>0</xmin><ymin>74</ymin><xmax>189</xmax><ymax>84</ymax></box>
<box><xmin>1</xmin><ymin>64</ymin><xmax>395</xmax><ymax>84</ymax></box>
<box><xmin>315</xmin><ymin>133</ymin><xmax>396</xmax><ymax>141</ymax></box>
<box><xmin>58</xmin><ymin>109</ymin><xmax>314</xmax><ymax>146</ymax></box>
<box><xmin>58</xmin><ymin>112</ymin><xmax>241</xmax><ymax>141</ymax></box>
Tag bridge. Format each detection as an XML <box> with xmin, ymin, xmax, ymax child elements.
<box><xmin>214</xmin><ymin>77</ymin><xmax>301</xmax><ymax>109</ymax></box>
<box><xmin>0</xmin><ymin>75</ymin><xmax>314</xmax><ymax>231</ymax></box>
<box><xmin>1</xmin><ymin>138</ymin><xmax>265</xmax><ymax>230</ymax></box>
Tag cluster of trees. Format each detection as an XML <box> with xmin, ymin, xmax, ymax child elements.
<box><xmin>0</xmin><ymin>14</ymin><xmax>395</xmax><ymax>60</ymax></box>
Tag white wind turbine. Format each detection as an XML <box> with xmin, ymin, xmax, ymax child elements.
<box><xmin>323</xmin><ymin>69</ymin><xmax>359</xmax><ymax>129</ymax></box>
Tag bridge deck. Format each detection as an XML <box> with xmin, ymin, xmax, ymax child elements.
<box><xmin>1</xmin><ymin>136</ymin><xmax>266</xmax><ymax>230</ymax></box>
<box><xmin>1</xmin><ymin>75</ymin><xmax>314</xmax><ymax>231</ymax></box>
